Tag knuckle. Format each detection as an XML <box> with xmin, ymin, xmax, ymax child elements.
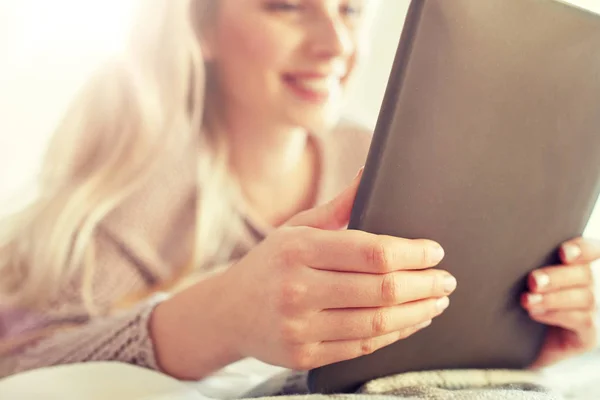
<box><xmin>359</xmin><ymin>338</ymin><xmax>376</xmax><ymax>356</ymax></box>
<box><xmin>582</xmin><ymin>312</ymin><xmax>597</xmax><ymax>329</ymax></box>
<box><xmin>420</xmin><ymin>241</ymin><xmax>443</xmax><ymax>266</ymax></box>
<box><xmin>380</xmin><ymin>273</ymin><xmax>400</xmax><ymax>304</ymax></box>
<box><xmin>367</xmin><ymin>241</ymin><xmax>391</xmax><ymax>272</ymax></box>
<box><xmin>279</xmin><ymin>320</ymin><xmax>306</xmax><ymax>344</ymax></box>
<box><xmin>420</xmin><ymin>242</ymin><xmax>441</xmax><ymax>267</ymax></box>
<box><xmin>289</xmin><ymin>345</ymin><xmax>316</xmax><ymax>370</ymax></box>
<box><xmin>422</xmin><ymin>245</ymin><xmax>430</xmax><ymax>266</ymax></box>
<box><xmin>278</xmin><ymin>281</ymin><xmax>308</xmax><ymax>315</ymax></box>
<box><xmin>584</xmin><ymin>288</ymin><xmax>597</xmax><ymax>309</ymax></box>
<box><xmin>371</xmin><ymin>308</ymin><xmax>390</xmax><ymax>336</ymax></box>
<box><xmin>432</xmin><ymin>274</ymin><xmax>442</xmax><ymax>295</ymax></box>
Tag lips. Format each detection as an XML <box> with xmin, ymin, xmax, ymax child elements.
<box><xmin>283</xmin><ymin>74</ymin><xmax>343</xmax><ymax>103</ymax></box>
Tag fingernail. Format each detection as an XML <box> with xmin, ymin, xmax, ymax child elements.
<box><xmin>562</xmin><ymin>243</ymin><xmax>582</xmax><ymax>262</ymax></box>
<box><xmin>528</xmin><ymin>293</ymin><xmax>543</xmax><ymax>305</ymax></box>
<box><xmin>436</xmin><ymin>297</ymin><xmax>450</xmax><ymax>312</ymax></box>
<box><xmin>431</xmin><ymin>245</ymin><xmax>445</xmax><ymax>264</ymax></box>
<box><xmin>443</xmin><ymin>275</ymin><xmax>457</xmax><ymax>294</ymax></box>
<box><xmin>355</xmin><ymin>166</ymin><xmax>365</xmax><ymax>179</ymax></box>
<box><xmin>533</xmin><ymin>271</ymin><xmax>550</xmax><ymax>290</ymax></box>
<box><xmin>416</xmin><ymin>320</ymin><xmax>432</xmax><ymax>330</ymax></box>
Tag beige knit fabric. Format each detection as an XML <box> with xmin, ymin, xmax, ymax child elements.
<box><xmin>0</xmin><ymin>121</ymin><xmax>372</xmax><ymax>379</ymax></box>
<box><xmin>359</xmin><ymin>369</ymin><xmax>542</xmax><ymax>393</ymax></box>
<box><xmin>244</xmin><ymin>369</ymin><xmax>557</xmax><ymax>399</ymax></box>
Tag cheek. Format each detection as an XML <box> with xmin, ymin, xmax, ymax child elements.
<box><xmin>216</xmin><ymin>19</ymin><xmax>293</xmax><ymax>90</ymax></box>
<box><xmin>344</xmin><ymin>29</ymin><xmax>368</xmax><ymax>82</ymax></box>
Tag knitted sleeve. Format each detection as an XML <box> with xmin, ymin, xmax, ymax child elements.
<box><xmin>0</xmin><ymin>293</ymin><xmax>170</xmax><ymax>378</ymax></box>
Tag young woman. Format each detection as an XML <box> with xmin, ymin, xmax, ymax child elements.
<box><xmin>1</xmin><ymin>0</ymin><xmax>597</xmax><ymax>389</ymax></box>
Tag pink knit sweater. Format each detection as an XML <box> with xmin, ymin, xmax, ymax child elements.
<box><xmin>0</xmin><ymin>121</ymin><xmax>372</xmax><ymax>378</ymax></box>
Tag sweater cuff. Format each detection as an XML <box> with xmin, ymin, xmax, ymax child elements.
<box><xmin>10</xmin><ymin>293</ymin><xmax>171</xmax><ymax>376</ymax></box>
<box><xmin>127</xmin><ymin>292</ymin><xmax>171</xmax><ymax>371</ymax></box>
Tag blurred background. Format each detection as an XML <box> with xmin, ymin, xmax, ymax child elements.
<box><xmin>1</xmin><ymin>0</ymin><xmax>600</xmax><ymax>235</ymax></box>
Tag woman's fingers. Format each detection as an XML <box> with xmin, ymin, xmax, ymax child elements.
<box><xmin>307</xmin><ymin>268</ymin><xmax>456</xmax><ymax>309</ymax></box>
<box><xmin>560</xmin><ymin>237</ymin><xmax>600</xmax><ymax>265</ymax></box>
<box><xmin>308</xmin><ymin>296</ymin><xmax>449</xmax><ymax>341</ymax></box>
<box><xmin>529</xmin><ymin>264</ymin><xmax>593</xmax><ymax>293</ymax></box>
<box><xmin>294</xmin><ymin>227</ymin><xmax>445</xmax><ymax>273</ymax></box>
<box><xmin>529</xmin><ymin>310</ymin><xmax>597</xmax><ymax>333</ymax></box>
<box><xmin>299</xmin><ymin>320</ymin><xmax>432</xmax><ymax>370</ymax></box>
<box><xmin>522</xmin><ymin>287</ymin><xmax>596</xmax><ymax>314</ymax></box>
<box><xmin>285</xmin><ymin>167</ymin><xmax>363</xmax><ymax>230</ymax></box>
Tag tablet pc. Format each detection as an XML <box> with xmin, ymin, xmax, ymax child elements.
<box><xmin>308</xmin><ymin>0</ymin><xmax>600</xmax><ymax>393</ymax></box>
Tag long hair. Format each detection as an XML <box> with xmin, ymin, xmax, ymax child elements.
<box><xmin>0</xmin><ymin>0</ymin><xmax>233</xmax><ymax>309</ymax></box>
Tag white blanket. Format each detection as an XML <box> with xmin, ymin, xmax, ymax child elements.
<box><xmin>0</xmin><ymin>359</ymin><xmax>285</xmax><ymax>400</ymax></box>
<box><xmin>1</xmin><ymin>353</ymin><xmax>600</xmax><ymax>400</ymax></box>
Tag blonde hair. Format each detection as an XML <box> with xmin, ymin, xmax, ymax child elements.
<box><xmin>0</xmin><ymin>0</ymin><xmax>233</xmax><ymax>309</ymax></box>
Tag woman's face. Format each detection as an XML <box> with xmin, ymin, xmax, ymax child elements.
<box><xmin>203</xmin><ymin>0</ymin><xmax>371</xmax><ymax>132</ymax></box>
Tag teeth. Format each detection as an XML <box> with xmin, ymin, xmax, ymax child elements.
<box><xmin>293</xmin><ymin>77</ymin><xmax>340</xmax><ymax>93</ymax></box>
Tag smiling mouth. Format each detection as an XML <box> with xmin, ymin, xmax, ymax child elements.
<box><xmin>282</xmin><ymin>74</ymin><xmax>343</xmax><ymax>104</ymax></box>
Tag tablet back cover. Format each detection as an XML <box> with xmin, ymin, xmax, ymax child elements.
<box><xmin>309</xmin><ymin>0</ymin><xmax>600</xmax><ymax>393</ymax></box>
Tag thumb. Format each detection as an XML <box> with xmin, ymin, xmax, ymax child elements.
<box><xmin>286</xmin><ymin>167</ymin><xmax>364</xmax><ymax>230</ymax></box>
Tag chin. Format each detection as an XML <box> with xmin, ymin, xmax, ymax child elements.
<box><xmin>287</xmin><ymin>105</ymin><xmax>343</xmax><ymax>134</ymax></box>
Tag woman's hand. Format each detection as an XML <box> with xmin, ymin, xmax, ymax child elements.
<box><xmin>219</xmin><ymin>171</ymin><xmax>457</xmax><ymax>371</ymax></box>
<box><xmin>523</xmin><ymin>237</ymin><xmax>600</xmax><ymax>369</ymax></box>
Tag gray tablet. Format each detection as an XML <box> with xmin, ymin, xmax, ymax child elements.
<box><xmin>308</xmin><ymin>0</ymin><xmax>600</xmax><ymax>394</ymax></box>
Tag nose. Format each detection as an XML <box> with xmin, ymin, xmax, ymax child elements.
<box><xmin>308</xmin><ymin>15</ymin><xmax>355</xmax><ymax>61</ymax></box>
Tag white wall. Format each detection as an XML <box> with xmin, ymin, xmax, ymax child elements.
<box><xmin>0</xmin><ymin>1</ymin><xmax>137</xmax><ymax>215</ymax></box>
<box><xmin>343</xmin><ymin>1</ymin><xmax>411</xmax><ymax>128</ymax></box>
<box><xmin>345</xmin><ymin>0</ymin><xmax>600</xmax><ymax>129</ymax></box>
